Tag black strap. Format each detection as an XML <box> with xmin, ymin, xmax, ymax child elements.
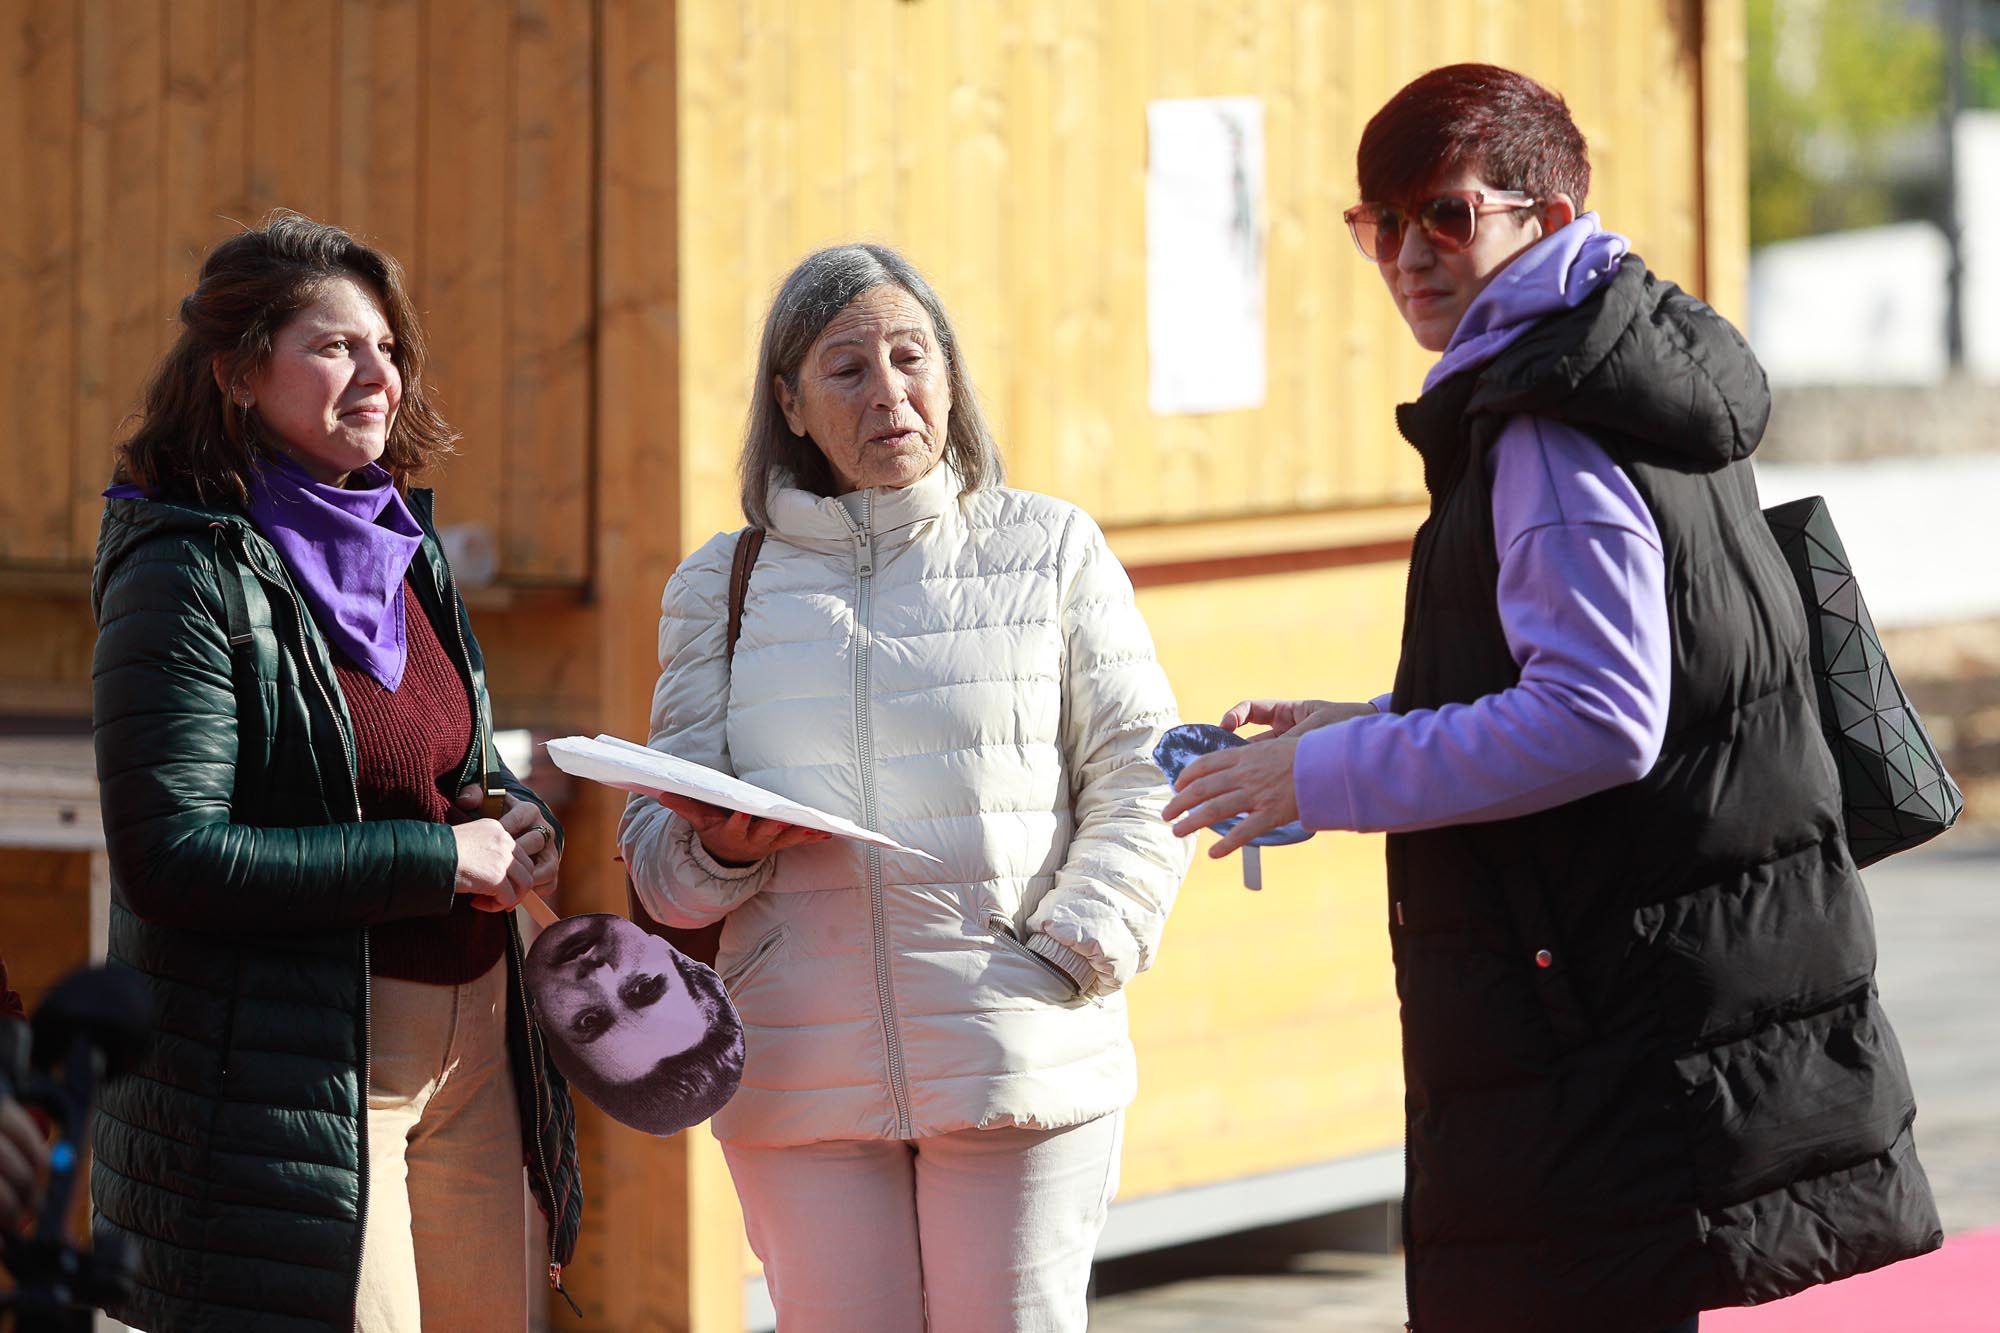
<box><xmin>209</xmin><ymin>524</ymin><xmax>270</xmax><ymax>806</ymax></box>
<box><xmin>627</xmin><ymin>526</ymin><xmax>765</xmax><ymax>969</ymax></box>
<box><xmin>212</xmin><ymin>525</ymin><xmax>254</xmax><ymax>650</ymax></box>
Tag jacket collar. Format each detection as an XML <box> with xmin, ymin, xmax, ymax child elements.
<box><xmin>764</xmin><ymin>460</ymin><xmax>962</xmax><ymax>548</ymax></box>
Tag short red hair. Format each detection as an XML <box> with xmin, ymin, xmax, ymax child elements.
<box><xmin>1356</xmin><ymin>64</ymin><xmax>1590</xmax><ymax>209</ymax></box>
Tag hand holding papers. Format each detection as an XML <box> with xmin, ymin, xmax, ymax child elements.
<box><xmin>544</xmin><ymin>735</ymin><xmax>943</xmax><ymax>865</ymax></box>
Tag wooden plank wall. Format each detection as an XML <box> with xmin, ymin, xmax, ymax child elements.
<box><xmin>0</xmin><ymin>0</ymin><xmax>595</xmax><ymax>585</ymax></box>
<box><xmin>676</xmin><ymin>0</ymin><xmax>1712</xmax><ymax>548</ymax></box>
<box><xmin>0</xmin><ymin>849</ymin><xmax>91</xmax><ymax>1019</ymax></box>
<box><xmin>0</xmin><ymin>3</ymin><xmax>1744</xmax><ymax>1326</ymax></box>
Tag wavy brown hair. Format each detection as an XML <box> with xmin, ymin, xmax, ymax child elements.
<box><xmin>113</xmin><ymin>211</ymin><xmax>456</xmax><ymax>507</ymax></box>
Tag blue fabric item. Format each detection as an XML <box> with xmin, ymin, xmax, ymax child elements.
<box><xmin>245</xmin><ymin>456</ymin><xmax>425</xmax><ymax>690</ymax></box>
<box><xmin>1155</xmin><ymin>724</ymin><xmax>1313</xmax><ymax>846</ymax></box>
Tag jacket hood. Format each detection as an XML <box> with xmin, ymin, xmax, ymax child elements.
<box><xmin>92</xmin><ymin>495</ymin><xmax>247</xmax><ymax>620</ymax></box>
<box><xmin>1448</xmin><ymin>255</ymin><xmax>1772</xmax><ymax>472</ymax></box>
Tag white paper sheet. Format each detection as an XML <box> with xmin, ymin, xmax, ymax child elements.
<box><xmin>1146</xmin><ymin>96</ymin><xmax>1267</xmax><ymax>415</ymax></box>
<box><xmin>543</xmin><ymin>735</ymin><xmax>942</xmax><ymax>864</ymax></box>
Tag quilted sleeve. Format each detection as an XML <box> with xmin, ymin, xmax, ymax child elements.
<box><xmin>618</xmin><ymin>534</ymin><xmax>774</xmax><ymax>928</ymax></box>
<box><xmin>92</xmin><ymin>540</ymin><xmax>458</xmax><ymax>931</ymax></box>
<box><xmin>1025</xmin><ymin>509</ymin><xmax>1194</xmax><ymax>997</ymax></box>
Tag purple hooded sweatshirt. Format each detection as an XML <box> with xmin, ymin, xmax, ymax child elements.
<box><xmin>1294</xmin><ymin>215</ymin><xmax>1672</xmax><ymax>832</ymax></box>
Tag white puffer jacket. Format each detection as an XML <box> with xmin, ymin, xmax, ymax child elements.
<box><xmin>619</xmin><ymin>464</ymin><xmax>1190</xmax><ymax>1147</ymax></box>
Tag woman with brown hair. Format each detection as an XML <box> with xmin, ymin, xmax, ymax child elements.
<box><xmin>90</xmin><ymin>213</ymin><xmax>582</xmax><ymax>1331</ymax></box>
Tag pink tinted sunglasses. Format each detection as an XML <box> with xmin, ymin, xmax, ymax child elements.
<box><xmin>1342</xmin><ymin>189</ymin><xmax>1540</xmax><ymax>262</ymax></box>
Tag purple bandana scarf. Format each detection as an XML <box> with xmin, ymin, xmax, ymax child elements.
<box><xmin>246</xmin><ymin>456</ymin><xmax>425</xmax><ymax>690</ymax></box>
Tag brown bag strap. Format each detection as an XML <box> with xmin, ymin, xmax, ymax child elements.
<box><xmin>630</xmin><ymin>526</ymin><xmax>765</xmax><ymax>969</ymax></box>
<box><xmin>726</xmin><ymin>527</ymin><xmax>765</xmax><ymax>662</ymax></box>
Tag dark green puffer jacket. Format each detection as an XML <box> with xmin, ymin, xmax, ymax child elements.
<box><xmin>89</xmin><ymin>488</ymin><xmax>582</xmax><ymax>1332</ymax></box>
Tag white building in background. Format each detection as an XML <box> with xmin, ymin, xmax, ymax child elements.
<box><xmin>1749</xmin><ymin>222</ymin><xmax>1951</xmax><ymax>383</ymax></box>
<box><xmin>1959</xmin><ymin>112</ymin><xmax>2000</xmax><ymax>377</ymax></box>
<box><xmin>1748</xmin><ymin>109</ymin><xmax>2000</xmax><ymax>385</ymax></box>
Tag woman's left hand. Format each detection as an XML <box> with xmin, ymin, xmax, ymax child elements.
<box><xmin>1161</xmin><ymin>735</ymin><xmax>1303</xmax><ymax>858</ymax></box>
<box><xmin>455</xmin><ymin>786</ymin><xmax>561</xmax><ymax>901</ymax></box>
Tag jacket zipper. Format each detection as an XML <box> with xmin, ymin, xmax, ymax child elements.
<box><xmin>508</xmin><ymin>926</ymin><xmax>576</xmax><ymax>1311</ymax></box>
<box><xmin>987</xmin><ymin>919</ymin><xmax>1084</xmax><ymax>995</ymax></box>
<box><xmin>1390</xmin><ymin>411</ymin><xmax>1434</xmax><ymax>1333</ymax></box>
<box><xmin>840</xmin><ymin>494</ymin><xmax>912</xmax><ymax>1139</ymax></box>
<box><xmin>1396</xmin><ymin>880</ymin><xmax>1413</xmax><ymax>1329</ymax></box>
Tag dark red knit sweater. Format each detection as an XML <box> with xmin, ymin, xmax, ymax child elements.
<box><xmin>332</xmin><ymin>581</ymin><xmax>507</xmax><ymax>984</ymax></box>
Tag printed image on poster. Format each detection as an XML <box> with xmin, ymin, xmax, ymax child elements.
<box><xmin>1146</xmin><ymin>96</ymin><xmax>1267</xmax><ymax>415</ymax></box>
<box><xmin>521</xmin><ymin>899</ymin><xmax>745</xmax><ymax>1137</ymax></box>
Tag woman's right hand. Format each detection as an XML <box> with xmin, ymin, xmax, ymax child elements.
<box><xmin>1220</xmin><ymin>698</ymin><xmax>1377</xmax><ymax>739</ymax></box>
<box><xmin>452</xmin><ymin>818</ymin><xmax>527</xmax><ymax>911</ymax></box>
<box><xmin>658</xmin><ymin>793</ymin><xmax>832</xmax><ymax>867</ymax></box>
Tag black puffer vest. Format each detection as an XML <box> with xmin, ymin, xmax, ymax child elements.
<box><xmin>1387</xmin><ymin>258</ymin><xmax>1940</xmax><ymax>1332</ymax></box>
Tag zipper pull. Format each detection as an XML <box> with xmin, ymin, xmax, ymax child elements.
<box><xmin>855</xmin><ymin>529</ymin><xmax>873</xmax><ymax>577</ymax></box>
<box><xmin>549</xmin><ymin>1263</ymin><xmax>583</xmax><ymax>1318</ymax></box>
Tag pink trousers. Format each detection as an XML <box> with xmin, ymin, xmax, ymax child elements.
<box><xmin>723</xmin><ymin>1113</ymin><xmax>1122</xmax><ymax>1333</ymax></box>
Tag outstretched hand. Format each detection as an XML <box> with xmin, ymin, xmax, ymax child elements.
<box><xmin>1219</xmin><ymin>697</ymin><xmax>1375</xmax><ymax>738</ymax></box>
<box><xmin>658</xmin><ymin>793</ymin><xmax>832</xmax><ymax>867</ymax></box>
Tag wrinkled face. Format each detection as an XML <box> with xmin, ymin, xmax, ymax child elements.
<box><xmin>1377</xmin><ymin>168</ymin><xmax>1552</xmax><ymax>353</ymax></box>
<box><xmin>776</xmin><ymin>284</ymin><xmax>952</xmax><ymax>494</ymax></box>
<box><xmin>240</xmin><ymin>274</ymin><xmax>402</xmax><ymax>486</ymax></box>
<box><xmin>524</xmin><ymin>915</ymin><xmax>710</xmax><ymax>1087</ymax></box>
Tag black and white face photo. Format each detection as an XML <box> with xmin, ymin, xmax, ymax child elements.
<box><xmin>523</xmin><ymin>914</ymin><xmax>744</xmax><ymax>1135</ymax></box>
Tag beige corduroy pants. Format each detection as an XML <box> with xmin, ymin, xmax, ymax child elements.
<box><xmin>355</xmin><ymin>959</ymin><xmax>529</xmax><ymax>1331</ymax></box>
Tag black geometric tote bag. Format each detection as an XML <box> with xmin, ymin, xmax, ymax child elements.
<box><xmin>1763</xmin><ymin>495</ymin><xmax>1963</xmax><ymax>867</ymax></box>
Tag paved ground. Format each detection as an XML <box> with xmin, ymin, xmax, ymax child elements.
<box><xmin>1087</xmin><ymin>833</ymin><xmax>2000</xmax><ymax>1331</ymax></box>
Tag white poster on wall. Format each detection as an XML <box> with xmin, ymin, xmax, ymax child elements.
<box><xmin>1146</xmin><ymin>96</ymin><xmax>1267</xmax><ymax>415</ymax></box>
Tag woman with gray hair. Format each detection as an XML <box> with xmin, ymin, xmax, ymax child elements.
<box><xmin>620</xmin><ymin>243</ymin><xmax>1189</xmax><ymax>1331</ymax></box>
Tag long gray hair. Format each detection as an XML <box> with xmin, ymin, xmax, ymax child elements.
<box><xmin>740</xmin><ymin>244</ymin><xmax>1002</xmax><ymax>528</ymax></box>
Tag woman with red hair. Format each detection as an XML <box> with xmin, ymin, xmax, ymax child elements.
<box><xmin>1167</xmin><ymin>64</ymin><xmax>1939</xmax><ymax>1333</ymax></box>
